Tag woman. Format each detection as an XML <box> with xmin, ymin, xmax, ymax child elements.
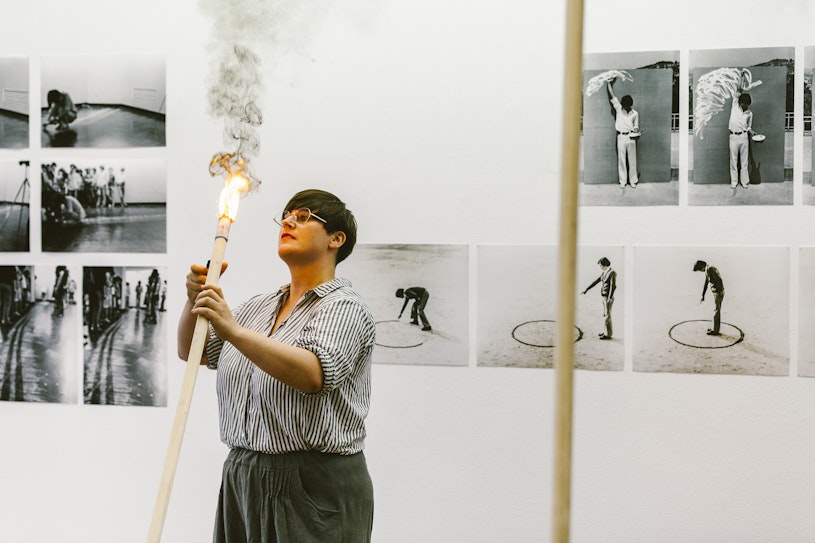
<box><xmin>178</xmin><ymin>189</ymin><xmax>375</xmax><ymax>542</ymax></box>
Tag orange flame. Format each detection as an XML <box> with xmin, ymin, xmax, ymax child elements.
<box><xmin>210</xmin><ymin>152</ymin><xmax>258</xmax><ymax>221</ymax></box>
<box><xmin>218</xmin><ymin>173</ymin><xmax>251</xmax><ymax>221</ymax></box>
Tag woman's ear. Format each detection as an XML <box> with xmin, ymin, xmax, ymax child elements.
<box><xmin>329</xmin><ymin>231</ymin><xmax>346</xmax><ymax>250</ymax></box>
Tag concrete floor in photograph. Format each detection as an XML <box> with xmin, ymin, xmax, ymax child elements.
<box><xmin>0</xmin><ymin>203</ymin><xmax>29</xmax><ymax>251</ymax></box>
<box><xmin>42</xmin><ymin>204</ymin><xmax>166</xmax><ymax>253</ymax></box>
<box><xmin>0</xmin><ymin>111</ymin><xmax>28</xmax><ymax>148</ymax></box>
<box><xmin>0</xmin><ymin>301</ymin><xmax>77</xmax><ymax>403</ymax></box>
<box><xmin>84</xmin><ymin>307</ymin><xmax>166</xmax><ymax>407</ymax></box>
<box><xmin>41</xmin><ymin>105</ymin><xmax>165</xmax><ymax>148</ymax></box>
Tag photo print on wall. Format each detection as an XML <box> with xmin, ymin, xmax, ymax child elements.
<box><xmin>0</xmin><ymin>264</ymin><xmax>79</xmax><ymax>404</ymax></box>
<box><xmin>83</xmin><ymin>266</ymin><xmax>167</xmax><ymax>407</ymax></box>
<box><xmin>339</xmin><ymin>244</ymin><xmax>469</xmax><ymax>366</ymax></box>
<box><xmin>41</xmin><ymin>159</ymin><xmax>167</xmax><ymax>253</ymax></box>
<box><xmin>581</xmin><ymin>50</ymin><xmax>679</xmax><ymax>207</ymax></box>
<box><xmin>0</xmin><ymin>56</ymin><xmax>29</xmax><ymax>149</ymax></box>
<box><xmin>0</xmin><ymin>160</ymin><xmax>30</xmax><ymax>252</ymax></box>
<box><xmin>804</xmin><ymin>46</ymin><xmax>815</xmax><ymax>205</ymax></box>
<box><xmin>477</xmin><ymin>245</ymin><xmax>624</xmax><ymax>370</ymax></box>
<box><xmin>40</xmin><ymin>54</ymin><xmax>166</xmax><ymax>149</ymax></box>
<box><xmin>689</xmin><ymin>46</ymin><xmax>794</xmax><ymax>206</ymax></box>
<box><xmin>633</xmin><ymin>246</ymin><xmax>789</xmax><ymax>375</ymax></box>
<box><xmin>799</xmin><ymin>247</ymin><xmax>815</xmax><ymax>377</ymax></box>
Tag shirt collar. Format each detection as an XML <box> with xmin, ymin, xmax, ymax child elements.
<box><xmin>275</xmin><ymin>277</ymin><xmax>351</xmax><ymax>299</ymax></box>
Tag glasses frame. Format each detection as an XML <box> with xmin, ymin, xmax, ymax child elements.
<box><xmin>273</xmin><ymin>207</ymin><xmax>328</xmax><ymax>227</ymax></box>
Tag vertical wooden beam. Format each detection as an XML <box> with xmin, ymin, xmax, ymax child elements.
<box><xmin>553</xmin><ymin>0</ymin><xmax>584</xmax><ymax>541</ymax></box>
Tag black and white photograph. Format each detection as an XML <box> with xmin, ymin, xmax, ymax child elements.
<box><xmin>0</xmin><ymin>160</ymin><xmax>30</xmax><ymax>252</ymax></box>
<box><xmin>581</xmin><ymin>50</ymin><xmax>678</xmax><ymax>206</ymax></box>
<box><xmin>0</xmin><ymin>57</ymin><xmax>29</xmax><ymax>148</ymax></box>
<box><xmin>804</xmin><ymin>47</ymin><xmax>815</xmax><ymax>205</ymax></box>
<box><xmin>477</xmin><ymin>245</ymin><xmax>624</xmax><ymax>370</ymax></box>
<box><xmin>689</xmin><ymin>47</ymin><xmax>794</xmax><ymax>206</ymax></box>
<box><xmin>83</xmin><ymin>266</ymin><xmax>167</xmax><ymax>407</ymax></box>
<box><xmin>41</xmin><ymin>54</ymin><xmax>166</xmax><ymax>148</ymax></box>
<box><xmin>339</xmin><ymin>244</ymin><xmax>468</xmax><ymax>366</ymax></box>
<box><xmin>0</xmin><ymin>264</ymin><xmax>79</xmax><ymax>404</ymax></box>
<box><xmin>41</xmin><ymin>159</ymin><xmax>166</xmax><ymax>253</ymax></box>
<box><xmin>633</xmin><ymin>246</ymin><xmax>789</xmax><ymax>375</ymax></box>
<box><xmin>799</xmin><ymin>248</ymin><xmax>815</xmax><ymax>377</ymax></box>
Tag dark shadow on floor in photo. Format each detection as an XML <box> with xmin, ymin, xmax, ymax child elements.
<box><xmin>41</xmin><ymin>104</ymin><xmax>165</xmax><ymax>148</ymax></box>
<box><xmin>42</xmin><ymin>204</ymin><xmax>166</xmax><ymax>253</ymax></box>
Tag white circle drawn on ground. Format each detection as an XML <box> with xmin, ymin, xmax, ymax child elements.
<box><xmin>375</xmin><ymin>320</ymin><xmax>428</xmax><ymax>349</ymax></box>
<box><xmin>511</xmin><ymin>320</ymin><xmax>583</xmax><ymax>348</ymax></box>
<box><xmin>668</xmin><ymin>320</ymin><xmax>745</xmax><ymax>349</ymax></box>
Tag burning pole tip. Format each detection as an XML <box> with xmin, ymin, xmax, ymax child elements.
<box><xmin>209</xmin><ymin>151</ymin><xmax>261</xmax><ymax>239</ymax></box>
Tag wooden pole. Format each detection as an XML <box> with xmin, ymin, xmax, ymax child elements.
<box><xmin>147</xmin><ymin>218</ymin><xmax>231</xmax><ymax>543</ymax></box>
<box><xmin>552</xmin><ymin>0</ymin><xmax>584</xmax><ymax>541</ymax></box>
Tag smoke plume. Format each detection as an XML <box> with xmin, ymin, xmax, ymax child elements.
<box><xmin>198</xmin><ymin>0</ymin><xmax>338</xmax><ymax>192</ymax></box>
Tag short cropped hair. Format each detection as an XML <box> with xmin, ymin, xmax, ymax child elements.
<box><xmin>693</xmin><ymin>260</ymin><xmax>707</xmax><ymax>272</ymax></box>
<box><xmin>598</xmin><ymin>257</ymin><xmax>611</xmax><ymax>267</ymax></box>
<box><xmin>284</xmin><ymin>189</ymin><xmax>357</xmax><ymax>264</ymax></box>
<box><xmin>738</xmin><ymin>93</ymin><xmax>751</xmax><ymax>106</ymax></box>
<box><xmin>620</xmin><ymin>95</ymin><xmax>634</xmax><ymax>108</ymax></box>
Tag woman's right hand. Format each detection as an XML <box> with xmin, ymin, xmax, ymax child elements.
<box><xmin>186</xmin><ymin>262</ymin><xmax>228</xmax><ymax>304</ymax></box>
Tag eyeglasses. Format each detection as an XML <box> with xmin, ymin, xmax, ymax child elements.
<box><xmin>273</xmin><ymin>208</ymin><xmax>327</xmax><ymax>226</ymax></box>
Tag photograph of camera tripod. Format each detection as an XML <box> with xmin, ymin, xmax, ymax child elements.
<box><xmin>0</xmin><ymin>160</ymin><xmax>30</xmax><ymax>252</ymax></box>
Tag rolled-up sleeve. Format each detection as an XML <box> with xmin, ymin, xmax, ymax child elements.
<box><xmin>295</xmin><ymin>298</ymin><xmax>375</xmax><ymax>395</ymax></box>
<box><xmin>205</xmin><ymin>325</ymin><xmax>225</xmax><ymax>370</ymax></box>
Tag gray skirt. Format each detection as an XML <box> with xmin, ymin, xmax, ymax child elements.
<box><xmin>214</xmin><ymin>448</ymin><xmax>374</xmax><ymax>543</ymax></box>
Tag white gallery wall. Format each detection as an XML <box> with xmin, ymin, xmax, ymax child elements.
<box><xmin>1</xmin><ymin>0</ymin><xmax>814</xmax><ymax>542</ymax></box>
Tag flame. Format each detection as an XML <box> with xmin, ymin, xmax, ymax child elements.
<box><xmin>210</xmin><ymin>152</ymin><xmax>260</xmax><ymax>221</ymax></box>
<box><xmin>218</xmin><ymin>173</ymin><xmax>251</xmax><ymax>221</ymax></box>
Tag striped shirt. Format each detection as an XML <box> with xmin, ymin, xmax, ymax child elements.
<box><xmin>205</xmin><ymin>278</ymin><xmax>375</xmax><ymax>455</ymax></box>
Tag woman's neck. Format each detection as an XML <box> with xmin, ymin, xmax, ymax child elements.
<box><xmin>287</xmin><ymin>261</ymin><xmax>336</xmax><ymax>300</ymax></box>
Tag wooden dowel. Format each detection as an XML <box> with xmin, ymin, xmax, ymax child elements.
<box><xmin>147</xmin><ymin>223</ymin><xmax>230</xmax><ymax>543</ymax></box>
<box><xmin>553</xmin><ymin>0</ymin><xmax>584</xmax><ymax>541</ymax></box>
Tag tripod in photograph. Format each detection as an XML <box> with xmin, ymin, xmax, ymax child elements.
<box><xmin>0</xmin><ymin>160</ymin><xmax>30</xmax><ymax>250</ymax></box>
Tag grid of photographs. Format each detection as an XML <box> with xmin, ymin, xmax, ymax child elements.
<box><xmin>347</xmin><ymin>44</ymin><xmax>815</xmax><ymax>377</ymax></box>
<box><xmin>3</xmin><ymin>44</ymin><xmax>815</xmax><ymax>404</ymax></box>
<box><xmin>0</xmin><ymin>54</ymin><xmax>168</xmax><ymax>407</ymax></box>
<box><xmin>579</xmin><ymin>46</ymin><xmax>808</xmax><ymax>207</ymax></box>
